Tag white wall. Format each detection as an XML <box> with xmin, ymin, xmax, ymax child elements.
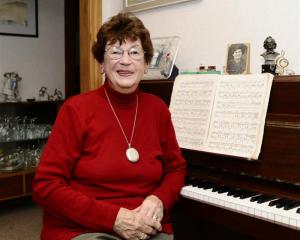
<box><xmin>103</xmin><ymin>0</ymin><xmax>300</xmax><ymax>74</ymax></box>
<box><xmin>0</xmin><ymin>0</ymin><xmax>65</xmax><ymax>101</ymax></box>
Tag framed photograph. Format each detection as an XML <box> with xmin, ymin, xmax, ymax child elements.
<box><xmin>124</xmin><ymin>0</ymin><xmax>197</xmax><ymax>12</ymax></box>
<box><xmin>143</xmin><ymin>36</ymin><xmax>180</xmax><ymax>80</ymax></box>
<box><xmin>0</xmin><ymin>0</ymin><xmax>38</xmax><ymax>37</ymax></box>
<box><xmin>225</xmin><ymin>43</ymin><xmax>250</xmax><ymax>75</ymax></box>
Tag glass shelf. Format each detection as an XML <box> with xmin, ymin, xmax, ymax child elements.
<box><xmin>0</xmin><ymin>137</ymin><xmax>48</xmax><ymax>144</ymax></box>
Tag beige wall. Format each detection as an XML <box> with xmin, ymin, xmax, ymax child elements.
<box><xmin>103</xmin><ymin>0</ymin><xmax>300</xmax><ymax>74</ymax></box>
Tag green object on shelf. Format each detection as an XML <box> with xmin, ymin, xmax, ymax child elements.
<box><xmin>180</xmin><ymin>71</ymin><xmax>222</xmax><ymax>75</ymax></box>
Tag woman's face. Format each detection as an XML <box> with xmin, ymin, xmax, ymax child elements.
<box><xmin>102</xmin><ymin>38</ymin><xmax>147</xmax><ymax>94</ymax></box>
<box><xmin>233</xmin><ymin>49</ymin><xmax>243</xmax><ymax>62</ymax></box>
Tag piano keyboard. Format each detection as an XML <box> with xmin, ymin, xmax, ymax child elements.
<box><xmin>180</xmin><ymin>182</ymin><xmax>300</xmax><ymax>230</ymax></box>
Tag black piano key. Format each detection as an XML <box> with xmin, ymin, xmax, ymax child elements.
<box><xmin>217</xmin><ymin>186</ymin><xmax>232</xmax><ymax>194</ymax></box>
<box><xmin>187</xmin><ymin>178</ymin><xmax>198</xmax><ymax>186</ymax></box>
<box><xmin>283</xmin><ymin>201</ymin><xmax>300</xmax><ymax>210</ymax></box>
<box><xmin>282</xmin><ymin>199</ymin><xmax>299</xmax><ymax>209</ymax></box>
<box><xmin>268</xmin><ymin>198</ymin><xmax>290</xmax><ymax>208</ymax></box>
<box><xmin>196</xmin><ymin>180</ymin><xmax>207</xmax><ymax>187</ymax></box>
<box><xmin>211</xmin><ymin>184</ymin><xmax>224</xmax><ymax>192</ymax></box>
<box><xmin>190</xmin><ymin>179</ymin><xmax>207</xmax><ymax>187</ymax></box>
<box><xmin>253</xmin><ymin>195</ymin><xmax>276</xmax><ymax>204</ymax></box>
<box><xmin>226</xmin><ymin>188</ymin><xmax>236</xmax><ymax>196</ymax></box>
<box><xmin>201</xmin><ymin>181</ymin><xmax>217</xmax><ymax>190</ymax></box>
<box><xmin>227</xmin><ymin>188</ymin><xmax>241</xmax><ymax>196</ymax></box>
<box><xmin>232</xmin><ymin>189</ymin><xmax>247</xmax><ymax>198</ymax></box>
<box><xmin>297</xmin><ymin>208</ymin><xmax>300</xmax><ymax>214</ymax></box>
<box><xmin>250</xmin><ymin>194</ymin><xmax>263</xmax><ymax>202</ymax></box>
<box><xmin>275</xmin><ymin>199</ymin><xmax>290</xmax><ymax>209</ymax></box>
<box><xmin>239</xmin><ymin>191</ymin><xmax>259</xmax><ymax>199</ymax></box>
<box><xmin>268</xmin><ymin>198</ymin><xmax>282</xmax><ymax>207</ymax></box>
<box><xmin>238</xmin><ymin>190</ymin><xmax>256</xmax><ymax>198</ymax></box>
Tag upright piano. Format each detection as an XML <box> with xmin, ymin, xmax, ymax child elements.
<box><xmin>140</xmin><ymin>75</ymin><xmax>300</xmax><ymax>239</ymax></box>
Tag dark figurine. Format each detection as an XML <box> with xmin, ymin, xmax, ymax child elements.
<box><xmin>38</xmin><ymin>86</ymin><xmax>49</xmax><ymax>101</ymax></box>
<box><xmin>53</xmin><ymin>88</ymin><xmax>63</xmax><ymax>101</ymax></box>
<box><xmin>261</xmin><ymin>36</ymin><xmax>280</xmax><ymax>74</ymax></box>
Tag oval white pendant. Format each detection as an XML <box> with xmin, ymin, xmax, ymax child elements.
<box><xmin>126</xmin><ymin>147</ymin><xmax>139</xmax><ymax>163</ymax></box>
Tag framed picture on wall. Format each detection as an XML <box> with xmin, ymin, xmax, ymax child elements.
<box><xmin>143</xmin><ymin>36</ymin><xmax>180</xmax><ymax>80</ymax></box>
<box><xmin>0</xmin><ymin>0</ymin><xmax>38</xmax><ymax>37</ymax></box>
<box><xmin>225</xmin><ymin>43</ymin><xmax>250</xmax><ymax>75</ymax></box>
<box><xmin>124</xmin><ymin>0</ymin><xmax>197</xmax><ymax>12</ymax></box>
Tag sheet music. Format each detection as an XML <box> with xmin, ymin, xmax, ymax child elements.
<box><xmin>207</xmin><ymin>74</ymin><xmax>273</xmax><ymax>159</ymax></box>
<box><xmin>169</xmin><ymin>73</ymin><xmax>273</xmax><ymax>160</ymax></box>
<box><xmin>169</xmin><ymin>74</ymin><xmax>217</xmax><ymax>150</ymax></box>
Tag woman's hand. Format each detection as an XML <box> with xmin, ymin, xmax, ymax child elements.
<box><xmin>134</xmin><ymin>195</ymin><xmax>164</xmax><ymax>222</ymax></box>
<box><xmin>113</xmin><ymin>207</ymin><xmax>161</xmax><ymax>240</ymax></box>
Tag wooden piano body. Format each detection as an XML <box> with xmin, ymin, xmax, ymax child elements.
<box><xmin>140</xmin><ymin>75</ymin><xmax>300</xmax><ymax>239</ymax></box>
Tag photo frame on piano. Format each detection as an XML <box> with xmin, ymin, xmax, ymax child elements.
<box><xmin>225</xmin><ymin>43</ymin><xmax>250</xmax><ymax>75</ymax></box>
<box><xmin>142</xmin><ymin>36</ymin><xmax>180</xmax><ymax>80</ymax></box>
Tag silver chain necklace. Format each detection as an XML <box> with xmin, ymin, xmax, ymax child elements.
<box><xmin>104</xmin><ymin>89</ymin><xmax>139</xmax><ymax>163</ymax></box>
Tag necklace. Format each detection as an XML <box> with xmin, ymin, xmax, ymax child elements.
<box><xmin>104</xmin><ymin>89</ymin><xmax>139</xmax><ymax>163</ymax></box>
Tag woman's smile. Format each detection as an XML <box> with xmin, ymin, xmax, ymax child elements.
<box><xmin>117</xmin><ymin>69</ymin><xmax>134</xmax><ymax>77</ymax></box>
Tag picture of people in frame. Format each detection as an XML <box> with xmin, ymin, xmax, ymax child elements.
<box><xmin>142</xmin><ymin>36</ymin><xmax>180</xmax><ymax>80</ymax></box>
<box><xmin>225</xmin><ymin>43</ymin><xmax>250</xmax><ymax>75</ymax></box>
<box><xmin>149</xmin><ymin>44</ymin><xmax>166</xmax><ymax>68</ymax></box>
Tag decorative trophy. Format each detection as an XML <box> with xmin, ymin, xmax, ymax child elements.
<box><xmin>38</xmin><ymin>86</ymin><xmax>50</xmax><ymax>101</ymax></box>
<box><xmin>260</xmin><ymin>36</ymin><xmax>280</xmax><ymax>75</ymax></box>
<box><xmin>274</xmin><ymin>50</ymin><xmax>289</xmax><ymax>75</ymax></box>
<box><xmin>1</xmin><ymin>72</ymin><xmax>22</xmax><ymax>102</ymax></box>
<box><xmin>53</xmin><ymin>88</ymin><xmax>63</xmax><ymax>101</ymax></box>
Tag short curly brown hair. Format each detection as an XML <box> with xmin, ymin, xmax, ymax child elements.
<box><xmin>92</xmin><ymin>12</ymin><xmax>153</xmax><ymax>64</ymax></box>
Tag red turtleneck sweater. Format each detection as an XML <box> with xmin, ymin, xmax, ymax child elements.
<box><xmin>33</xmin><ymin>82</ymin><xmax>186</xmax><ymax>240</ymax></box>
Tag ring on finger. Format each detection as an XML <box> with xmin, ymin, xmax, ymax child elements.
<box><xmin>138</xmin><ymin>232</ymin><xmax>147</xmax><ymax>239</ymax></box>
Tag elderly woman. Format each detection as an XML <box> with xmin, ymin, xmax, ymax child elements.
<box><xmin>33</xmin><ymin>12</ymin><xmax>186</xmax><ymax>240</ymax></box>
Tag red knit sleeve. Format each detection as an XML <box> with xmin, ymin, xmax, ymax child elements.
<box><xmin>150</xmin><ymin>106</ymin><xmax>186</xmax><ymax>216</ymax></box>
<box><xmin>33</xmin><ymin>100</ymin><xmax>120</xmax><ymax>232</ymax></box>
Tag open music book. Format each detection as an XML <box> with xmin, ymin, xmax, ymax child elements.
<box><xmin>169</xmin><ymin>73</ymin><xmax>274</xmax><ymax>160</ymax></box>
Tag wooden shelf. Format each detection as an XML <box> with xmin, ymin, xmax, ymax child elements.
<box><xmin>0</xmin><ymin>167</ymin><xmax>35</xmax><ymax>201</ymax></box>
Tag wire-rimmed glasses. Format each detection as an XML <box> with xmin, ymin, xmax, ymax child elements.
<box><xmin>105</xmin><ymin>46</ymin><xmax>145</xmax><ymax>60</ymax></box>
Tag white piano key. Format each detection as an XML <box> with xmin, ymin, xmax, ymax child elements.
<box><xmin>285</xmin><ymin>208</ymin><xmax>300</xmax><ymax>230</ymax></box>
<box><xmin>181</xmin><ymin>185</ymin><xmax>300</xmax><ymax>231</ymax></box>
<box><xmin>289</xmin><ymin>217</ymin><xmax>297</xmax><ymax>229</ymax></box>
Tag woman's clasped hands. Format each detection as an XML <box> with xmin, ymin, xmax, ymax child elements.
<box><xmin>113</xmin><ymin>195</ymin><xmax>164</xmax><ymax>240</ymax></box>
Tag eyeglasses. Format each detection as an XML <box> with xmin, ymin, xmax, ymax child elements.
<box><xmin>105</xmin><ymin>46</ymin><xmax>145</xmax><ymax>60</ymax></box>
